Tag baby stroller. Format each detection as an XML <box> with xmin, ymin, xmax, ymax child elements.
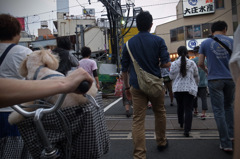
<box><xmin>2</xmin><ymin>82</ymin><xmax>110</xmax><ymax>159</ymax></box>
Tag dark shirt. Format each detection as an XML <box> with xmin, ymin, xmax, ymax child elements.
<box><xmin>52</xmin><ymin>48</ymin><xmax>78</xmax><ymax>75</ymax></box>
<box><xmin>121</xmin><ymin>31</ymin><xmax>170</xmax><ymax>89</ymax></box>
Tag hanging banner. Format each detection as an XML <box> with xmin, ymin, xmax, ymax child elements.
<box><xmin>183</xmin><ymin>0</ymin><xmax>215</xmax><ymax>17</ymax></box>
<box><xmin>17</xmin><ymin>17</ymin><xmax>25</xmax><ymax>31</ymax></box>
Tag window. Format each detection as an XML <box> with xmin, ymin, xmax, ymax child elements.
<box><xmin>202</xmin><ymin>23</ymin><xmax>212</xmax><ymax>38</ymax></box>
<box><xmin>194</xmin><ymin>25</ymin><xmax>201</xmax><ymax>38</ymax></box>
<box><xmin>170</xmin><ymin>29</ymin><xmax>177</xmax><ymax>42</ymax></box>
<box><xmin>185</xmin><ymin>26</ymin><xmax>193</xmax><ymax>40</ymax></box>
<box><xmin>177</xmin><ymin>27</ymin><xmax>184</xmax><ymax>41</ymax></box>
<box><xmin>215</xmin><ymin>0</ymin><xmax>224</xmax><ymax>9</ymax></box>
<box><xmin>170</xmin><ymin>27</ymin><xmax>184</xmax><ymax>42</ymax></box>
<box><xmin>232</xmin><ymin>0</ymin><xmax>237</xmax><ymax>14</ymax></box>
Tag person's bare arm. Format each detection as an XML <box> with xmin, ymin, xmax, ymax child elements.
<box><xmin>198</xmin><ymin>54</ymin><xmax>208</xmax><ymax>74</ymax></box>
<box><xmin>0</xmin><ymin>68</ymin><xmax>93</xmax><ymax>108</ymax></box>
<box><xmin>160</xmin><ymin>62</ymin><xmax>171</xmax><ymax>68</ymax></box>
<box><xmin>122</xmin><ymin>71</ymin><xmax>132</xmax><ymax>100</ymax></box>
<box><xmin>94</xmin><ymin>76</ymin><xmax>100</xmax><ymax>90</ymax></box>
<box><xmin>122</xmin><ymin>72</ymin><xmax>130</xmax><ymax>88</ymax></box>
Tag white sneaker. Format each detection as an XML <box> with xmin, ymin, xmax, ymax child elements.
<box><xmin>220</xmin><ymin>144</ymin><xmax>233</xmax><ymax>152</ymax></box>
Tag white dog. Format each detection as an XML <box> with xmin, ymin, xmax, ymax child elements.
<box><xmin>8</xmin><ymin>50</ymin><xmax>97</xmax><ymax>124</ymax></box>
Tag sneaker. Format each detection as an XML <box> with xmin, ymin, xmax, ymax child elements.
<box><xmin>184</xmin><ymin>132</ymin><xmax>190</xmax><ymax>137</ymax></box>
<box><xmin>220</xmin><ymin>145</ymin><xmax>233</xmax><ymax>152</ymax></box>
<box><xmin>147</xmin><ymin>104</ymin><xmax>152</xmax><ymax>109</ymax></box>
<box><xmin>193</xmin><ymin>111</ymin><xmax>198</xmax><ymax>116</ymax></box>
<box><xmin>126</xmin><ymin>110</ymin><xmax>131</xmax><ymax>118</ymax></box>
<box><xmin>179</xmin><ymin>123</ymin><xmax>183</xmax><ymax>128</ymax></box>
<box><xmin>157</xmin><ymin>140</ymin><xmax>168</xmax><ymax>151</ymax></box>
<box><xmin>200</xmin><ymin>114</ymin><xmax>206</xmax><ymax>120</ymax></box>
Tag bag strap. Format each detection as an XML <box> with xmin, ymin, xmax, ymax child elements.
<box><xmin>126</xmin><ymin>41</ymin><xmax>141</xmax><ymax>78</ymax></box>
<box><xmin>210</xmin><ymin>36</ymin><xmax>232</xmax><ymax>56</ymax></box>
<box><xmin>126</xmin><ymin>41</ymin><xmax>135</xmax><ymax>63</ymax></box>
<box><xmin>0</xmin><ymin>44</ymin><xmax>16</xmax><ymax>66</ymax></box>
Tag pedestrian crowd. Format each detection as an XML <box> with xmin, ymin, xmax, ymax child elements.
<box><xmin>0</xmin><ymin>9</ymin><xmax>239</xmax><ymax>159</ymax></box>
<box><xmin>121</xmin><ymin>11</ymin><xmax>238</xmax><ymax>159</ymax></box>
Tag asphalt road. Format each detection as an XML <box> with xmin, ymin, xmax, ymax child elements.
<box><xmin>100</xmin><ymin>96</ymin><xmax>233</xmax><ymax>159</ymax></box>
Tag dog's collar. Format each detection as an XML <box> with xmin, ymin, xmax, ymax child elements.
<box><xmin>33</xmin><ymin>65</ymin><xmax>44</xmax><ymax>80</ymax></box>
<box><xmin>41</xmin><ymin>74</ymin><xmax>64</xmax><ymax>80</ymax></box>
<box><xmin>33</xmin><ymin>65</ymin><xmax>64</xmax><ymax>80</ymax></box>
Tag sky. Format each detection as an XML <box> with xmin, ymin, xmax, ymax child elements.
<box><xmin>0</xmin><ymin>0</ymin><xmax>178</xmax><ymax>36</ymax></box>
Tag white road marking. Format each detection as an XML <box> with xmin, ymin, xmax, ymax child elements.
<box><xmin>104</xmin><ymin>97</ymin><xmax>122</xmax><ymax>112</ymax></box>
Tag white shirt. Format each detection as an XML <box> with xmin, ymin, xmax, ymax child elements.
<box><xmin>0</xmin><ymin>43</ymin><xmax>32</xmax><ymax>111</ymax></box>
<box><xmin>169</xmin><ymin>57</ymin><xmax>199</xmax><ymax>97</ymax></box>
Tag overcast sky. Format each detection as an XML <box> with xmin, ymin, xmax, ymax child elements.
<box><xmin>0</xmin><ymin>0</ymin><xmax>178</xmax><ymax>36</ymax></box>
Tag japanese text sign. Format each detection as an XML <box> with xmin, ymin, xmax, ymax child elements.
<box><xmin>183</xmin><ymin>0</ymin><xmax>215</xmax><ymax>17</ymax></box>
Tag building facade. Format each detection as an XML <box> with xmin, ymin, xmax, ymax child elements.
<box><xmin>155</xmin><ymin>0</ymin><xmax>239</xmax><ymax>60</ymax></box>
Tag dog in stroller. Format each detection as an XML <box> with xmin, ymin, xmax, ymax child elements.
<box><xmin>8</xmin><ymin>49</ymin><xmax>98</xmax><ymax>125</ymax></box>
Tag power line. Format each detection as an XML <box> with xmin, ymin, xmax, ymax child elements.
<box><xmin>22</xmin><ymin>1</ymin><xmax>239</xmax><ymax>38</ymax></box>
<box><xmin>23</xmin><ymin>1</ymin><xmax>178</xmax><ymax>26</ymax></box>
<box><xmin>137</xmin><ymin>1</ymin><xmax>179</xmax><ymax>8</ymax></box>
<box><xmin>76</xmin><ymin>0</ymin><xmax>86</xmax><ymax>9</ymax></box>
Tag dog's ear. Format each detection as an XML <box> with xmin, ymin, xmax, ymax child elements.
<box><xmin>42</xmin><ymin>50</ymin><xmax>59</xmax><ymax>70</ymax></box>
<box><xmin>19</xmin><ymin>57</ymin><xmax>28</xmax><ymax>77</ymax></box>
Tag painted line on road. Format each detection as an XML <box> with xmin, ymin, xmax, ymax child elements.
<box><xmin>108</xmin><ymin>131</ymin><xmax>219</xmax><ymax>140</ymax></box>
<box><xmin>104</xmin><ymin>97</ymin><xmax>122</xmax><ymax>112</ymax></box>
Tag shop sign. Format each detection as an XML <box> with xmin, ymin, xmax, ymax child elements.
<box><xmin>186</xmin><ymin>38</ymin><xmax>207</xmax><ymax>50</ymax></box>
<box><xmin>83</xmin><ymin>8</ymin><xmax>95</xmax><ymax>16</ymax></box>
<box><xmin>186</xmin><ymin>36</ymin><xmax>233</xmax><ymax>50</ymax></box>
<box><xmin>183</xmin><ymin>0</ymin><xmax>215</xmax><ymax>17</ymax></box>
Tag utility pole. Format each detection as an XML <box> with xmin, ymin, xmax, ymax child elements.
<box><xmin>75</xmin><ymin>24</ymin><xmax>85</xmax><ymax>59</ymax></box>
<box><xmin>97</xmin><ymin>0</ymin><xmax>122</xmax><ymax>72</ymax></box>
<box><xmin>80</xmin><ymin>25</ymin><xmax>85</xmax><ymax>49</ymax></box>
<box><xmin>75</xmin><ymin>25</ymin><xmax>80</xmax><ymax>55</ymax></box>
<box><xmin>89</xmin><ymin>0</ymin><xmax>135</xmax><ymax>72</ymax></box>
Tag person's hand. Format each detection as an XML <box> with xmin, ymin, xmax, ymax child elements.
<box><xmin>125</xmin><ymin>89</ymin><xmax>132</xmax><ymax>101</ymax></box>
<box><xmin>96</xmin><ymin>83</ymin><xmax>100</xmax><ymax>90</ymax></box>
<box><xmin>63</xmin><ymin>68</ymin><xmax>93</xmax><ymax>94</ymax></box>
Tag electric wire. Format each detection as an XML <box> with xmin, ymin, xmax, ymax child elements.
<box><xmin>17</xmin><ymin>1</ymin><xmax>239</xmax><ymax>39</ymax></box>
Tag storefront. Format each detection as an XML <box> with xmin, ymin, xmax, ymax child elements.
<box><xmin>155</xmin><ymin>0</ymin><xmax>239</xmax><ymax>58</ymax></box>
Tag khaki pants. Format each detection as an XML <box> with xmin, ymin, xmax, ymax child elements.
<box><xmin>130</xmin><ymin>87</ymin><xmax>167</xmax><ymax>159</ymax></box>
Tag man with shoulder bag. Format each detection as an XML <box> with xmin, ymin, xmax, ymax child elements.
<box><xmin>199</xmin><ymin>20</ymin><xmax>234</xmax><ymax>152</ymax></box>
<box><xmin>121</xmin><ymin>11</ymin><xmax>171</xmax><ymax>159</ymax></box>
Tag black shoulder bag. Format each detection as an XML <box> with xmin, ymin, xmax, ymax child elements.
<box><xmin>0</xmin><ymin>44</ymin><xmax>16</xmax><ymax>66</ymax></box>
<box><xmin>210</xmin><ymin>35</ymin><xmax>232</xmax><ymax>56</ymax></box>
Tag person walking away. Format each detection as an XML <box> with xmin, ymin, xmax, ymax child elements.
<box><xmin>198</xmin><ymin>20</ymin><xmax>234</xmax><ymax>152</ymax></box>
<box><xmin>169</xmin><ymin>46</ymin><xmax>199</xmax><ymax>137</ymax></box>
<box><xmin>78</xmin><ymin>46</ymin><xmax>100</xmax><ymax>90</ymax></box>
<box><xmin>161</xmin><ymin>67</ymin><xmax>174</xmax><ymax>106</ymax></box>
<box><xmin>121</xmin><ymin>11</ymin><xmax>171</xmax><ymax>159</ymax></box>
<box><xmin>52</xmin><ymin>36</ymin><xmax>79</xmax><ymax>75</ymax></box>
<box><xmin>0</xmin><ymin>14</ymin><xmax>33</xmax><ymax>158</ymax></box>
<box><xmin>191</xmin><ymin>46</ymin><xmax>208</xmax><ymax>120</ymax></box>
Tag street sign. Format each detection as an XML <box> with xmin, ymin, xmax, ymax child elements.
<box><xmin>83</xmin><ymin>8</ymin><xmax>95</xmax><ymax>16</ymax></box>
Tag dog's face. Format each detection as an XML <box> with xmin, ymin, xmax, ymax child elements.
<box><xmin>20</xmin><ymin>50</ymin><xmax>59</xmax><ymax>77</ymax></box>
